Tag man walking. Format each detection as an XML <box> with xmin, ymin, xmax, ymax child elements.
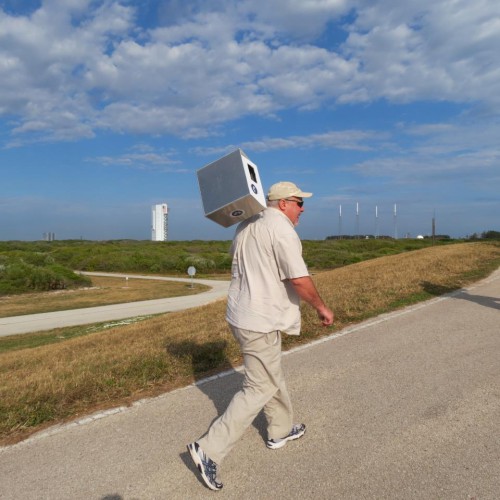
<box><xmin>188</xmin><ymin>181</ymin><xmax>334</xmax><ymax>490</ymax></box>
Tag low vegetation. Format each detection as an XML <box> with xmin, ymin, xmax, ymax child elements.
<box><xmin>0</xmin><ymin>241</ymin><xmax>499</xmax><ymax>445</ymax></box>
<box><xmin>0</xmin><ymin>252</ymin><xmax>91</xmax><ymax>295</ymax></box>
<box><xmin>0</xmin><ymin>238</ymin><xmax>453</xmax><ymax>285</ymax></box>
<box><xmin>0</xmin><ymin>240</ymin><xmax>234</xmax><ymax>278</ymax></box>
<box><xmin>1</xmin><ymin>238</ymin><xmax>450</xmax><ymax>299</ymax></box>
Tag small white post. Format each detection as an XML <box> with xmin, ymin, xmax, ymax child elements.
<box><xmin>187</xmin><ymin>266</ymin><xmax>196</xmax><ymax>288</ymax></box>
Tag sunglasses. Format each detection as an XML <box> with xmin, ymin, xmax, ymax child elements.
<box><xmin>285</xmin><ymin>198</ymin><xmax>304</xmax><ymax>208</ymax></box>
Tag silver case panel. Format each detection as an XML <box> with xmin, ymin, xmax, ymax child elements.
<box><xmin>197</xmin><ymin>149</ymin><xmax>266</xmax><ymax>227</ymax></box>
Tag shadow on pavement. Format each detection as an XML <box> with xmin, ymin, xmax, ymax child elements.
<box><xmin>167</xmin><ymin>339</ymin><xmax>268</xmax><ymax>441</ymax></box>
<box><xmin>453</xmin><ymin>291</ymin><xmax>500</xmax><ymax>310</ymax></box>
<box><xmin>421</xmin><ymin>281</ymin><xmax>500</xmax><ymax>311</ymax></box>
<box><xmin>167</xmin><ymin>339</ymin><xmax>268</xmax><ymax>482</ymax></box>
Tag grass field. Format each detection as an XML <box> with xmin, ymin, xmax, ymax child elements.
<box><xmin>0</xmin><ymin>237</ymin><xmax>452</xmax><ymax>279</ymax></box>
<box><xmin>0</xmin><ymin>241</ymin><xmax>499</xmax><ymax>445</ymax></box>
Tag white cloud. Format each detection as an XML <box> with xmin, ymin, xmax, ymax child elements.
<box><xmin>193</xmin><ymin>128</ymin><xmax>387</xmax><ymax>156</ymax></box>
<box><xmin>87</xmin><ymin>145</ymin><xmax>188</xmax><ymax>172</ymax></box>
<box><xmin>404</xmin><ymin>120</ymin><xmax>500</xmax><ymax>157</ymax></box>
<box><xmin>245</xmin><ymin>129</ymin><xmax>387</xmax><ymax>151</ymax></box>
<box><xmin>0</xmin><ymin>0</ymin><xmax>135</xmax><ymax>143</ymax></box>
<box><xmin>343</xmin><ymin>0</ymin><xmax>500</xmax><ymax>104</ymax></box>
<box><xmin>347</xmin><ymin>120</ymin><xmax>500</xmax><ymax>195</ymax></box>
<box><xmin>238</xmin><ymin>0</ymin><xmax>350</xmax><ymax>40</ymax></box>
<box><xmin>1</xmin><ymin>0</ymin><xmax>499</xmax><ymax>143</ymax></box>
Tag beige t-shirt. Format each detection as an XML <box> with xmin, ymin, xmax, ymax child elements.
<box><xmin>226</xmin><ymin>207</ymin><xmax>309</xmax><ymax>335</ymax></box>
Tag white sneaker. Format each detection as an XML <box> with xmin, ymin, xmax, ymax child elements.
<box><xmin>187</xmin><ymin>442</ymin><xmax>223</xmax><ymax>491</ymax></box>
<box><xmin>266</xmin><ymin>423</ymin><xmax>306</xmax><ymax>450</ymax></box>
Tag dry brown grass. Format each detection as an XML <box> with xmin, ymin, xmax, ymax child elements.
<box><xmin>0</xmin><ymin>242</ymin><xmax>499</xmax><ymax>445</ymax></box>
<box><xmin>0</xmin><ymin>276</ymin><xmax>209</xmax><ymax>317</ymax></box>
<box><xmin>298</xmin><ymin>242</ymin><xmax>500</xmax><ymax>342</ymax></box>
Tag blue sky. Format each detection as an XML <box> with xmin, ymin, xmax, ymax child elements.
<box><xmin>1</xmin><ymin>0</ymin><xmax>499</xmax><ymax>241</ymax></box>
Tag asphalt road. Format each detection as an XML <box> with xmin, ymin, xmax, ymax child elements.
<box><xmin>0</xmin><ymin>272</ymin><xmax>230</xmax><ymax>337</ymax></box>
<box><xmin>1</xmin><ymin>269</ymin><xmax>499</xmax><ymax>499</ymax></box>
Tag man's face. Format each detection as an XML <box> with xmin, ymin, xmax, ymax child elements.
<box><xmin>281</xmin><ymin>197</ymin><xmax>305</xmax><ymax>226</ymax></box>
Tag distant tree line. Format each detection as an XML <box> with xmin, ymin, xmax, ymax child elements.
<box><xmin>326</xmin><ymin>234</ymin><xmax>451</xmax><ymax>240</ymax></box>
<box><xmin>468</xmin><ymin>230</ymin><xmax>500</xmax><ymax>240</ymax></box>
<box><xmin>326</xmin><ymin>235</ymin><xmax>395</xmax><ymax>240</ymax></box>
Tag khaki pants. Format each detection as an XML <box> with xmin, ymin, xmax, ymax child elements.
<box><xmin>197</xmin><ymin>326</ymin><xmax>293</xmax><ymax>463</ymax></box>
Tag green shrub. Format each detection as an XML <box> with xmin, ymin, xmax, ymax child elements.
<box><xmin>0</xmin><ymin>257</ymin><xmax>91</xmax><ymax>295</ymax></box>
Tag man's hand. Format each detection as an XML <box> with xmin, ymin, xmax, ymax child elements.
<box><xmin>289</xmin><ymin>276</ymin><xmax>334</xmax><ymax>327</ymax></box>
<box><xmin>317</xmin><ymin>304</ymin><xmax>334</xmax><ymax>326</ymax></box>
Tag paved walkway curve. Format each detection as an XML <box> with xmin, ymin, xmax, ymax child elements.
<box><xmin>0</xmin><ymin>272</ymin><xmax>230</xmax><ymax>337</ymax></box>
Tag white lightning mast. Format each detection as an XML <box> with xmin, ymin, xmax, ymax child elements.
<box><xmin>338</xmin><ymin>204</ymin><xmax>342</xmax><ymax>239</ymax></box>
<box><xmin>356</xmin><ymin>202</ymin><xmax>359</xmax><ymax>239</ymax></box>
<box><xmin>393</xmin><ymin>203</ymin><xmax>398</xmax><ymax>239</ymax></box>
<box><xmin>432</xmin><ymin>209</ymin><xmax>436</xmax><ymax>244</ymax></box>
<box><xmin>375</xmin><ymin>205</ymin><xmax>379</xmax><ymax>239</ymax></box>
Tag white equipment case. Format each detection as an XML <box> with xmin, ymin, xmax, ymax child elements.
<box><xmin>197</xmin><ymin>149</ymin><xmax>266</xmax><ymax>227</ymax></box>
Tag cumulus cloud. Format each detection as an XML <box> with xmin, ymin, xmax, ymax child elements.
<box><xmin>193</xmin><ymin>128</ymin><xmax>388</xmax><ymax>156</ymax></box>
<box><xmin>348</xmin><ymin>120</ymin><xmax>500</xmax><ymax>196</ymax></box>
<box><xmin>0</xmin><ymin>0</ymin><xmax>499</xmax><ymax>144</ymax></box>
<box><xmin>343</xmin><ymin>0</ymin><xmax>500</xmax><ymax>104</ymax></box>
<box><xmin>88</xmin><ymin>145</ymin><xmax>187</xmax><ymax>172</ymax></box>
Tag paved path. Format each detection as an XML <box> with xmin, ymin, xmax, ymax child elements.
<box><xmin>1</xmin><ymin>269</ymin><xmax>499</xmax><ymax>499</ymax></box>
<box><xmin>0</xmin><ymin>272</ymin><xmax>230</xmax><ymax>337</ymax></box>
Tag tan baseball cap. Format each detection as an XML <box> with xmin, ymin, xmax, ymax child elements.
<box><xmin>267</xmin><ymin>181</ymin><xmax>313</xmax><ymax>201</ymax></box>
